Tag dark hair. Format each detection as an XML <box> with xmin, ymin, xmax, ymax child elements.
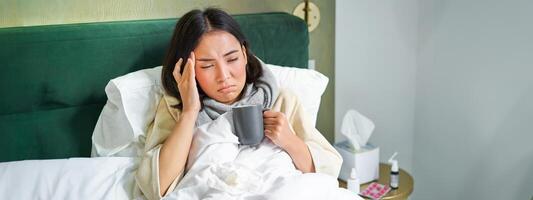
<box><xmin>162</xmin><ymin>8</ymin><xmax>263</xmax><ymax>109</ymax></box>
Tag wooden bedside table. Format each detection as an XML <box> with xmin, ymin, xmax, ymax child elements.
<box><xmin>338</xmin><ymin>163</ymin><xmax>413</xmax><ymax>200</ymax></box>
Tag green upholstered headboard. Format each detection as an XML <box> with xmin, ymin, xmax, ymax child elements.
<box><xmin>0</xmin><ymin>12</ymin><xmax>309</xmax><ymax>162</ymax></box>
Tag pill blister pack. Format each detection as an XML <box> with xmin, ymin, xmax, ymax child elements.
<box><xmin>360</xmin><ymin>182</ymin><xmax>391</xmax><ymax>199</ymax></box>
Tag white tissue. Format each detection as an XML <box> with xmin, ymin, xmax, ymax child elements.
<box><xmin>207</xmin><ymin>162</ymin><xmax>262</xmax><ymax>195</ymax></box>
<box><xmin>340</xmin><ymin>110</ymin><xmax>375</xmax><ymax>151</ymax></box>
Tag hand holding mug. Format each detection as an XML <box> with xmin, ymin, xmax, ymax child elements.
<box><xmin>263</xmin><ymin>110</ymin><xmax>297</xmax><ymax>150</ymax></box>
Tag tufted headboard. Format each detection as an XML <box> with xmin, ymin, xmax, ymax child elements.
<box><xmin>0</xmin><ymin>12</ymin><xmax>309</xmax><ymax>162</ymax></box>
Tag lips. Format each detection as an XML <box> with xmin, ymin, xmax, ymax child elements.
<box><xmin>218</xmin><ymin>85</ymin><xmax>236</xmax><ymax>93</ymax></box>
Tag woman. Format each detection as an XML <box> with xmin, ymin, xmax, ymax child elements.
<box><xmin>135</xmin><ymin>8</ymin><xmax>342</xmax><ymax>200</ymax></box>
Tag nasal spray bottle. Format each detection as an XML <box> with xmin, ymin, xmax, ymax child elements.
<box><xmin>388</xmin><ymin>152</ymin><xmax>399</xmax><ymax>189</ymax></box>
<box><xmin>347</xmin><ymin>167</ymin><xmax>360</xmax><ymax>194</ymax></box>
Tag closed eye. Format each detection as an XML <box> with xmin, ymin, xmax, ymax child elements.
<box><xmin>228</xmin><ymin>57</ymin><xmax>238</xmax><ymax>62</ymax></box>
<box><xmin>201</xmin><ymin>64</ymin><xmax>214</xmax><ymax>69</ymax></box>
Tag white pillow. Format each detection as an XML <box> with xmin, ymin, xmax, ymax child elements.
<box><xmin>91</xmin><ymin>67</ymin><xmax>163</xmax><ymax>157</ymax></box>
<box><xmin>91</xmin><ymin>64</ymin><xmax>328</xmax><ymax>157</ymax></box>
<box><xmin>266</xmin><ymin>63</ymin><xmax>329</xmax><ymax>126</ymax></box>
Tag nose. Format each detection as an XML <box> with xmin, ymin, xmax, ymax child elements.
<box><xmin>215</xmin><ymin>62</ymin><xmax>230</xmax><ymax>83</ymax></box>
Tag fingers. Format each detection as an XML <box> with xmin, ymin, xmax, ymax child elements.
<box><xmin>264</xmin><ymin>124</ymin><xmax>281</xmax><ymax>131</ymax></box>
<box><xmin>263</xmin><ymin>110</ymin><xmax>284</xmax><ymax>118</ymax></box>
<box><xmin>173</xmin><ymin>58</ymin><xmax>183</xmax><ymax>81</ymax></box>
<box><xmin>263</xmin><ymin>128</ymin><xmax>277</xmax><ymax>138</ymax></box>
<box><xmin>264</xmin><ymin>125</ymin><xmax>282</xmax><ymax>143</ymax></box>
<box><xmin>264</xmin><ymin>129</ymin><xmax>275</xmax><ymax>138</ymax></box>
<box><xmin>190</xmin><ymin>51</ymin><xmax>196</xmax><ymax>65</ymax></box>
<box><xmin>189</xmin><ymin>52</ymin><xmax>196</xmax><ymax>77</ymax></box>
<box><xmin>263</xmin><ymin>117</ymin><xmax>280</xmax><ymax>125</ymax></box>
<box><xmin>263</xmin><ymin>111</ymin><xmax>284</xmax><ymax>133</ymax></box>
<box><xmin>182</xmin><ymin>52</ymin><xmax>196</xmax><ymax>80</ymax></box>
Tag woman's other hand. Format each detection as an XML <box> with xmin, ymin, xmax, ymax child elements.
<box><xmin>173</xmin><ymin>52</ymin><xmax>201</xmax><ymax>113</ymax></box>
<box><xmin>263</xmin><ymin>110</ymin><xmax>298</xmax><ymax>150</ymax></box>
<box><xmin>263</xmin><ymin>110</ymin><xmax>315</xmax><ymax>173</ymax></box>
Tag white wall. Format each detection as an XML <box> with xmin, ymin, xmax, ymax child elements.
<box><xmin>336</xmin><ymin>0</ymin><xmax>533</xmax><ymax>199</ymax></box>
<box><xmin>335</xmin><ymin>0</ymin><xmax>418</xmax><ymax>172</ymax></box>
<box><xmin>414</xmin><ymin>0</ymin><xmax>533</xmax><ymax>199</ymax></box>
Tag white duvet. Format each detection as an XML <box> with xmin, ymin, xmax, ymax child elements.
<box><xmin>0</xmin><ymin>112</ymin><xmax>361</xmax><ymax>200</ymax></box>
<box><xmin>0</xmin><ymin>157</ymin><xmax>138</xmax><ymax>199</ymax></box>
<box><xmin>164</xmin><ymin>112</ymin><xmax>361</xmax><ymax>200</ymax></box>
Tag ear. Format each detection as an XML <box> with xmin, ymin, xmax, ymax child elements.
<box><xmin>242</xmin><ymin>45</ymin><xmax>248</xmax><ymax>64</ymax></box>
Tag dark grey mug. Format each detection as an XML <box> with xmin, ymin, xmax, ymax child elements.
<box><xmin>232</xmin><ymin>104</ymin><xmax>264</xmax><ymax>145</ymax></box>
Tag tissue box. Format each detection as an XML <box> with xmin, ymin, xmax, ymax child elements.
<box><xmin>334</xmin><ymin>141</ymin><xmax>379</xmax><ymax>184</ymax></box>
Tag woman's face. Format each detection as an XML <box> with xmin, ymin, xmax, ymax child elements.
<box><xmin>193</xmin><ymin>30</ymin><xmax>248</xmax><ymax>105</ymax></box>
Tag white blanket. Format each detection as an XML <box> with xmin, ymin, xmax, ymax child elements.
<box><xmin>165</xmin><ymin>112</ymin><xmax>361</xmax><ymax>200</ymax></box>
<box><xmin>0</xmin><ymin>157</ymin><xmax>138</xmax><ymax>200</ymax></box>
<box><xmin>0</xmin><ymin>113</ymin><xmax>361</xmax><ymax>200</ymax></box>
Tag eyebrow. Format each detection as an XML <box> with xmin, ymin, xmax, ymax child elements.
<box><xmin>196</xmin><ymin>50</ymin><xmax>239</xmax><ymax>62</ymax></box>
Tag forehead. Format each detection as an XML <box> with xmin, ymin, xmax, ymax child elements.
<box><xmin>194</xmin><ymin>30</ymin><xmax>241</xmax><ymax>55</ymax></box>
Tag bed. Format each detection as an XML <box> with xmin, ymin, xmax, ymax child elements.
<box><xmin>0</xmin><ymin>12</ymin><xmax>360</xmax><ymax>200</ymax></box>
<box><xmin>0</xmin><ymin>12</ymin><xmax>308</xmax><ymax>162</ymax></box>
